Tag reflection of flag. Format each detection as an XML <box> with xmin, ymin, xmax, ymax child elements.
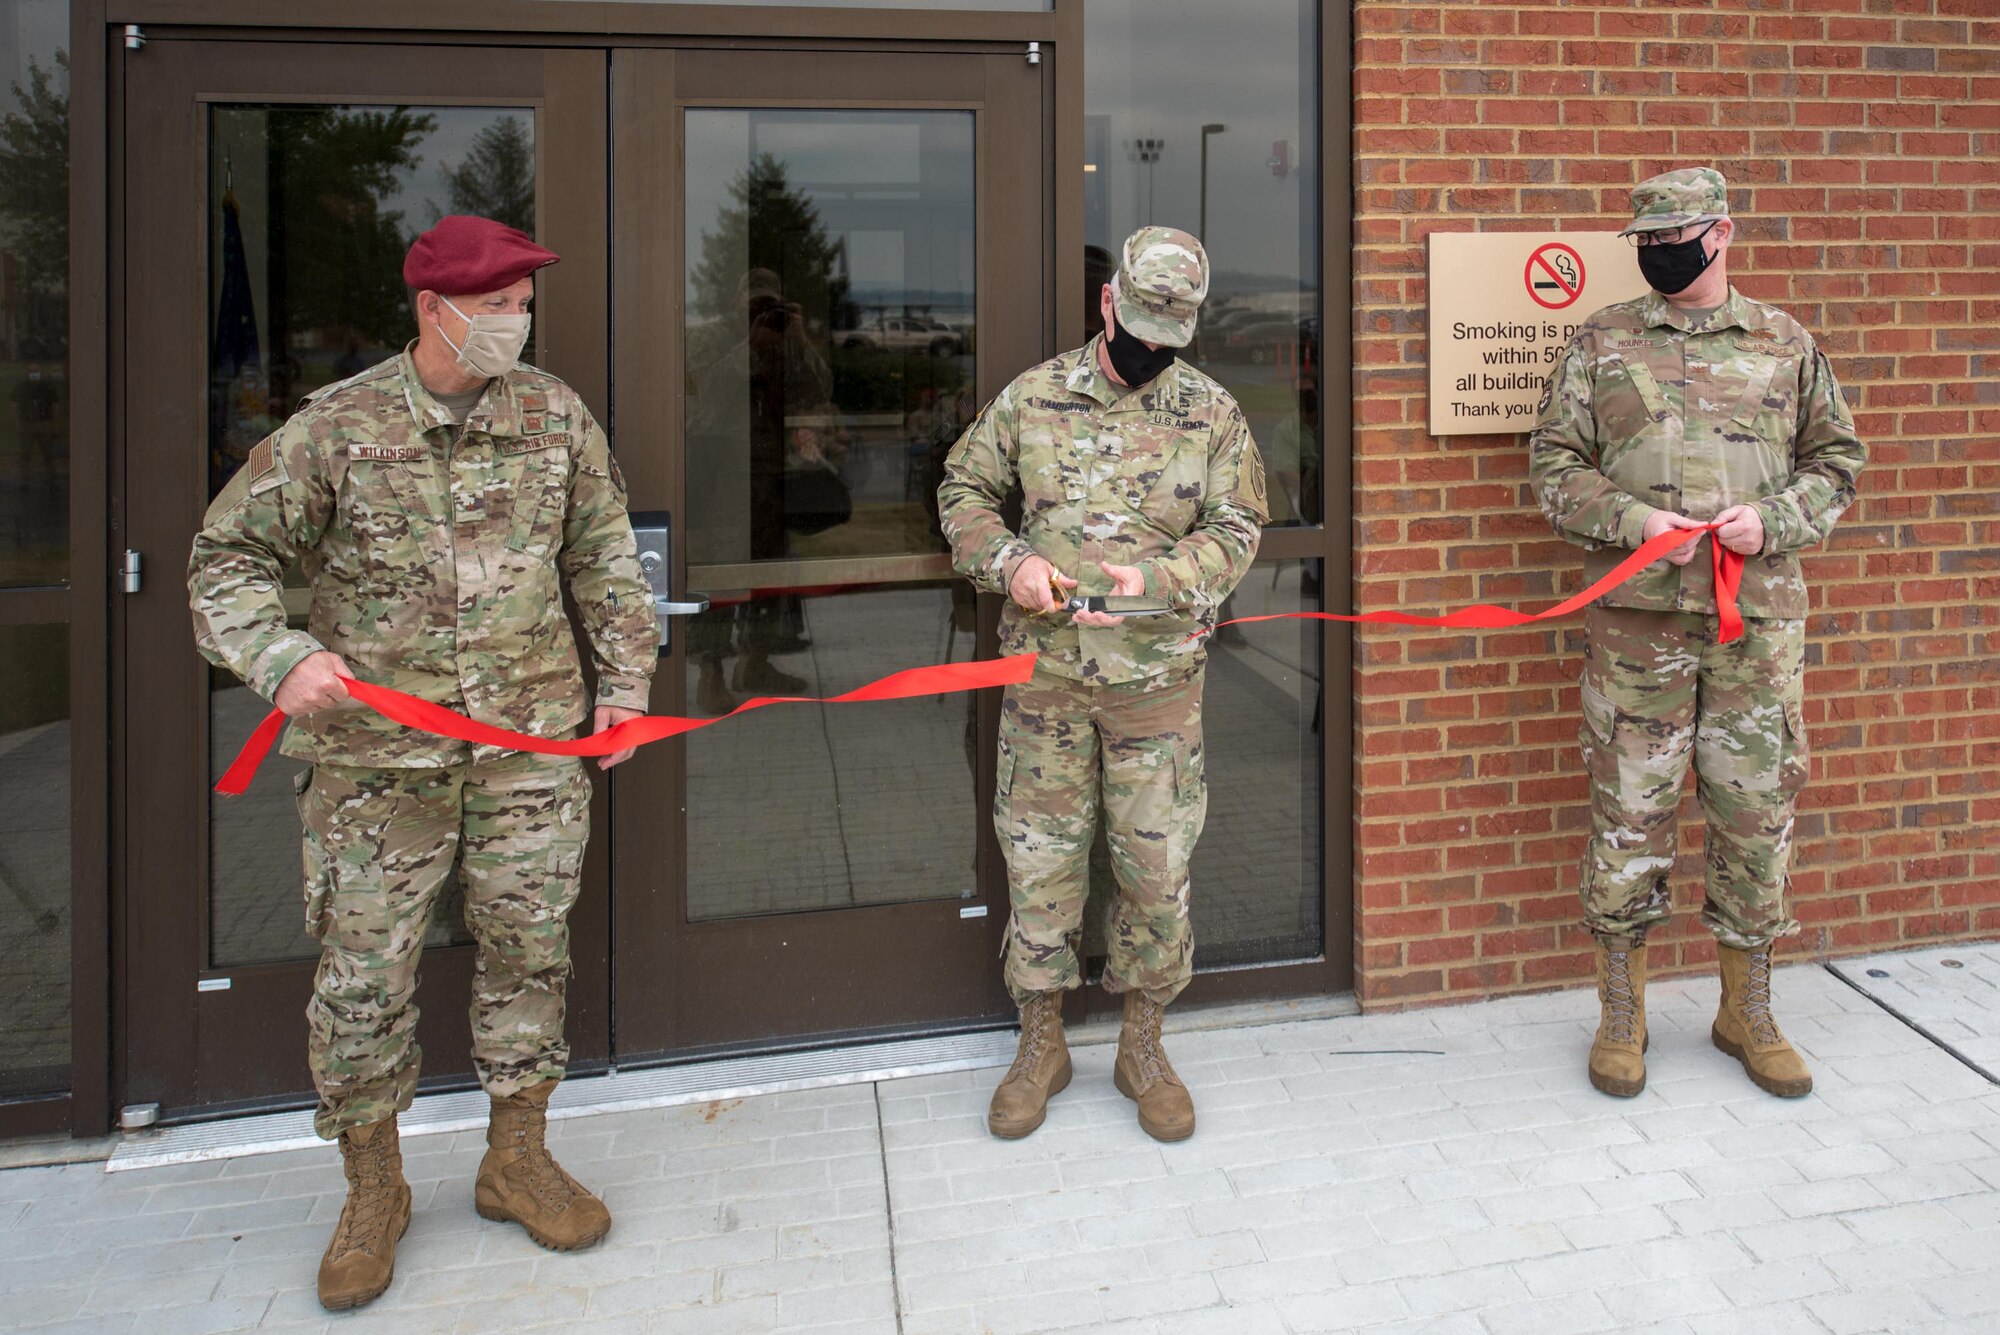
<box><xmin>212</xmin><ymin>191</ymin><xmax>259</xmax><ymax>379</ymax></box>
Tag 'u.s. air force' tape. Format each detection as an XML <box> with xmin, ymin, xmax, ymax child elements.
<box><xmin>217</xmin><ymin>525</ymin><xmax>1742</xmax><ymax>796</ymax></box>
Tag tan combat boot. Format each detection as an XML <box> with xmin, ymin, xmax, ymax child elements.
<box><xmin>988</xmin><ymin>991</ymin><xmax>1072</xmax><ymax>1138</ymax></box>
<box><xmin>1114</xmin><ymin>992</ymin><xmax>1195</xmax><ymax>1142</ymax></box>
<box><xmin>1588</xmin><ymin>941</ymin><xmax>1649</xmax><ymax>1097</ymax></box>
<box><xmin>1713</xmin><ymin>944</ymin><xmax>1813</xmax><ymax>1097</ymax></box>
<box><xmin>317</xmin><ymin>1116</ymin><xmax>412</xmax><ymax>1310</ymax></box>
<box><xmin>474</xmin><ymin>1081</ymin><xmax>613</xmax><ymax>1250</ymax></box>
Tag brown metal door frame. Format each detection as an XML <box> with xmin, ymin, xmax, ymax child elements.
<box><xmin>103</xmin><ymin>0</ymin><xmax>1063</xmax><ymax>46</ymax></box>
<box><xmin>115</xmin><ymin>38</ymin><xmax>612</xmax><ymax>1119</ymax></box>
<box><xmin>609</xmin><ymin>44</ymin><xmax>1046</xmax><ymax>1060</ymax></box>
<box><xmin>1034</xmin><ymin>0</ymin><xmax>1350</xmax><ymax>1022</ymax></box>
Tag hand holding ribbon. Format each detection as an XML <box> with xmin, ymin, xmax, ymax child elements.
<box><xmin>1187</xmin><ymin>521</ymin><xmax>1743</xmax><ymax>645</ymax></box>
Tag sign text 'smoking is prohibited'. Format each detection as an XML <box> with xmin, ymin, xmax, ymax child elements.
<box><xmin>1426</xmin><ymin>232</ymin><xmax>1649</xmax><ymax>437</ymax></box>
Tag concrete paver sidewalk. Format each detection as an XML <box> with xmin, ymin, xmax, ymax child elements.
<box><xmin>3</xmin><ymin>953</ymin><xmax>1997</xmax><ymax>1335</ymax></box>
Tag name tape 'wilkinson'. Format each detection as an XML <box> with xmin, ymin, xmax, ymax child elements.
<box><xmin>1451</xmin><ymin>321</ymin><xmax>1542</xmax><ymax>341</ymax></box>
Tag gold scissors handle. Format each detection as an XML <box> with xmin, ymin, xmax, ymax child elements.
<box><xmin>1035</xmin><ymin>567</ymin><xmax>1067</xmax><ymax>618</ymax></box>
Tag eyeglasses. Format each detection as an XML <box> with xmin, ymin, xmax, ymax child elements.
<box><xmin>1626</xmin><ymin>220</ymin><xmax>1719</xmax><ymax>248</ymax></box>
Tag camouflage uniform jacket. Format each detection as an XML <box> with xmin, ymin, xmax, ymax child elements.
<box><xmin>938</xmin><ymin>337</ymin><xmax>1268</xmax><ymax>684</ymax></box>
<box><xmin>1529</xmin><ymin>287</ymin><xmax>1865</xmax><ymax>618</ymax></box>
<box><xmin>188</xmin><ymin>348</ymin><xmax>659</xmax><ymax>767</ymax></box>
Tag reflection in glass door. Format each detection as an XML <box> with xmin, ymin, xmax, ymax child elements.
<box><xmin>203</xmin><ymin>103</ymin><xmax>538</xmax><ymax>968</ymax></box>
<box><xmin>121</xmin><ymin>40</ymin><xmax>608</xmax><ymax>1117</ymax></box>
<box><xmin>608</xmin><ymin>45</ymin><xmax>1044</xmax><ymax>1056</ymax></box>
<box><xmin>681</xmin><ymin>108</ymin><xmax>981</xmax><ymax>919</ymax></box>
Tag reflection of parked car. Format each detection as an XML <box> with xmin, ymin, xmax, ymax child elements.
<box><xmin>841</xmin><ymin>316</ymin><xmax>961</xmax><ymax>356</ymax></box>
<box><xmin>1199</xmin><ymin>305</ymin><xmax>1259</xmax><ymax>338</ymax></box>
<box><xmin>1220</xmin><ymin>316</ymin><xmax>1310</xmax><ymax>363</ymax></box>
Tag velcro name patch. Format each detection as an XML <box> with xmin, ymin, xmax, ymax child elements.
<box><xmin>348</xmin><ymin>444</ymin><xmax>428</xmax><ymax>462</ymax></box>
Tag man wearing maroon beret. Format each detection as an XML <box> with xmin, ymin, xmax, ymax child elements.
<box><xmin>187</xmin><ymin>215</ymin><xmax>658</xmax><ymax>1308</ymax></box>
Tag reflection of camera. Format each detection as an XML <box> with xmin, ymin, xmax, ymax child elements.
<box><xmin>749</xmin><ymin>297</ymin><xmax>799</xmax><ymax>333</ymax></box>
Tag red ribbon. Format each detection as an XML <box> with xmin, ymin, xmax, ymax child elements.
<box><xmin>215</xmin><ymin>654</ymin><xmax>1039</xmax><ymax>796</ymax></box>
<box><xmin>217</xmin><ymin>526</ymin><xmax>1742</xmax><ymax>796</ymax></box>
<box><xmin>1195</xmin><ymin>522</ymin><xmax>1744</xmax><ymax>645</ymax></box>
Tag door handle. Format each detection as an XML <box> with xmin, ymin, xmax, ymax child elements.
<box><xmin>628</xmin><ymin>511</ymin><xmax>708</xmax><ymax>652</ymax></box>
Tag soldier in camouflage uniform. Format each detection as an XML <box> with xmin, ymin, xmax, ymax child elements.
<box><xmin>939</xmin><ymin>227</ymin><xmax>1267</xmax><ymax>1143</ymax></box>
<box><xmin>188</xmin><ymin>216</ymin><xmax>658</xmax><ymax>1308</ymax></box>
<box><xmin>1529</xmin><ymin>169</ymin><xmax>1865</xmax><ymax>1102</ymax></box>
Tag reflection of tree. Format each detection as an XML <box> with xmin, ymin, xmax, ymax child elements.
<box><xmin>440</xmin><ymin>116</ymin><xmax>533</xmax><ymax>233</ymax></box>
<box><xmin>206</xmin><ymin>105</ymin><xmax>436</xmax><ymax>493</ymax></box>
<box><xmin>0</xmin><ymin>51</ymin><xmax>69</xmax><ymax>359</ymax></box>
<box><xmin>691</xmin><ymin>152</ymin><xmax>850</xmax><ymax>328</ymax></box>
<box><xmin>268</xmin><ymin>106</ymin><xmax>438</xmax><ymax>353</ymax></box>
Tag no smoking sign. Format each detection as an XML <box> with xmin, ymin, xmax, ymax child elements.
<box><xmin>1525</xmin><ymin>242</ymin><xmax>1585</xmax><ymax>309</ymax></box>
<box><xmin>1428</xmin><ymin>231</ymin><xmax>1648</xmax><ymax>436</ymax></box>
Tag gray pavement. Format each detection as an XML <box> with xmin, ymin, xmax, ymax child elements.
<box><xmin>3</xmin><ymin>949</ymin><xmax>1997</xmax><ymax>1334</ymax></box>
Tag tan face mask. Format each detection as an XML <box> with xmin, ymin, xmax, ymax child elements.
<box><xmin>435</xmin><ymin>295</ymin><xmax>531</xmax><ymax>378</ymax></box>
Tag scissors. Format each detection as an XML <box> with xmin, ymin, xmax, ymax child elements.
<box><xmin>1039</xmin><ymin>570</ymin><xmax>1175</xmax><ymax>617</ymax></box>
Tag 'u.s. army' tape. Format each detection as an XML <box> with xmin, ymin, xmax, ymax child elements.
<box><xmin>216</xmin><ymin>525</ymin><xmax>1740</xmax><ymax>796</ymax></box>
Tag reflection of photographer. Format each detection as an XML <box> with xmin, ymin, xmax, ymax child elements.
<box><xmin>746</xmin><ymin>284</ymin><xmax>851</xmax><ymax>537</ymax></box>
<box><xmin>686</xmin><ymin>268</ymin><xmax>847</xmax><ymax>712</ymax></box>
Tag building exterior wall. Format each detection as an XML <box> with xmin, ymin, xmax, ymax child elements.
<box><xmin>1350</xmin><ymin>0</ymin><xmax>2000</xmax><ymax>1008</ymax></box>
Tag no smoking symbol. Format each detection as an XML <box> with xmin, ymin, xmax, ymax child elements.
<box><xmin>1525</xmin><ymin>243</ymin><xmax>1585</xmax><ymax>310</ymax></box>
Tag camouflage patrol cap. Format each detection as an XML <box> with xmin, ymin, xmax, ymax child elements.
<box><xmin>737</xmin><ymin>268</ymin><xmax>783</xmax><ymax>304</ymax></box>
<box><xmin>1619</xmin><ymin>167</ymin><xmax>1730</xmax><ymax>237</ymax></box>
<box><xmin>1111</xmin><ymin>226</ymin><xmax>1209</xmax><ymax>348</ymax></box>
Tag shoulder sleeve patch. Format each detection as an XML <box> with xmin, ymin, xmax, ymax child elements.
<box><xmin>1238</xmin><ymin>441</ymin><xmax>1268</xmax><ymax>514</ymax></box>
<box><xmin>246</xmin><ymin>436</ymin><xmax>289</xmax><ymax>496</ymax></box>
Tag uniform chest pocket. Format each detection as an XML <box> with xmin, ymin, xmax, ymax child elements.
<box><xmin>503</xmin><ymin>445</ymin><xmax>571</xmax><ymax>558</ymax></box>
<box><xmin>338</xmin><ymin>460</ymin><xmax>434</xmax><ymax>585</ymax></box>
<box><xmin>1596</xmin><ymin>354</ymin><xmax>1672</xmax><ymax>441</ymax></box>
<box><xmin>1018</xmin><ymin>426</ymin><xmax>1085</xmax><ymax>513</ymax></box>
<box><xmin>1127</xmin><ymin>441</ymin><xmax>1203</xmax><ymax>534</ymax></box>
<box><xmin>1726</xmin><ymin>354</ymin><xmax>1798</xmax><ymax>459</ymax></box>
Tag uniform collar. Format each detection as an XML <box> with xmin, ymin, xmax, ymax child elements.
<box><xmin>398</xmin><ymin>342</ymin><xmax>523</xmax><ymax>434</ymax></box>
<box><xmin>1064</xmin><ymin>333</ymin><xmax>1176</xmax><ymax>407</ymax></box>
<box><xmin>1639</xmin><ymin>285</ymin><xmax>1751</xmax><ymax>336</ymax></box>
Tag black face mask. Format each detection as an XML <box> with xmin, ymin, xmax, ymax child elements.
<box><xmin>1636</xmin><ymin>224</ymin><xmax>1718</xmax><ymax>296</ymax></box>
<box><xmin>1104</xmin><ymin>312</ymin><xmax>1178</xmax><ymax>386</ymax></box>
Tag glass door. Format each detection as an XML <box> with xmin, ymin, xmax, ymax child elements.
<box><xmin>610</xmin><ymin>48</ymin><xmax>1046</xmax><ymax>1056</ymax></box>
<box><xmin>120</xmin><ymin>40</ymin><xmax>610</xmax><ymax>1115</ymax></box>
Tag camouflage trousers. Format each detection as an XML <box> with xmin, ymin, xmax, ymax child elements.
<box><xmin>996</xmin><ymin>662</ymin><xmax>1206</xmax><ymax>1007</ymax></box>
<box><xmin>298</xmin><ymin>752</ymin><xmax>591</xmax><ymax>1139</ymax></box>
<box><xmin>1578</xmin><ymin>606</ymin><xmax>1809</xmax><ymax>951</ymax></box>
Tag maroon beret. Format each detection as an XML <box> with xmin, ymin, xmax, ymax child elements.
<box><xmin>402</xmin><ymin>215</ymin><xmax>559</xmax><ymax>295</ymax></box>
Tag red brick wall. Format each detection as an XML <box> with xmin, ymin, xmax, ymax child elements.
<box><xmin>1348</xmin><ymin>0</ymin><xmax>2000</xmax><ymax>1008</ymax></box>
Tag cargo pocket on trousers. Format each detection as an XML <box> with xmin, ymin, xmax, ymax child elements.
<box><xmin>1170</xmin><ymin>738</ymin><xmax>1207</xmax><ymax>868</ymax></box>
<box><xmin>1779</xmin><ymin>684</ymin><xmax>1810</xmax><ymax>799</ymax></box>
<box><xmin>1174</xmin><ymin>739</ymin><xmax>1204</xmax><ymax>804</ymax></box>
<box><xmin>544</xmin><ymin>767</ymin><xmax>591</xmax><ymax>901</ymax></box>
<box><xmin>545</xmin><ymin>840</ymin><xmax>585</xmax><ymax>880</ymax></box>
<box><xmin>301</xmin><ymin>827</ymin><xmax>334</xmax><ymax>941</ymax></box>
<box><xmin>1578</xmin><ymin>678</ymin><xmax>1644</xmax><ymax>810</ymax></box>
<box><xmin>1579</xmin><ymin>678</ymin><xmax>1616</xmax><ymax>763</ymax></box>
<box><xmin>996</xmin><ymin>741</ymin><xmax>1018</xmax><ymax>809</ymax></box>
<box><xmin>293</xmin><ymin>766</ymin><xmax>333</xmax><ymax>940</ymax></box>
